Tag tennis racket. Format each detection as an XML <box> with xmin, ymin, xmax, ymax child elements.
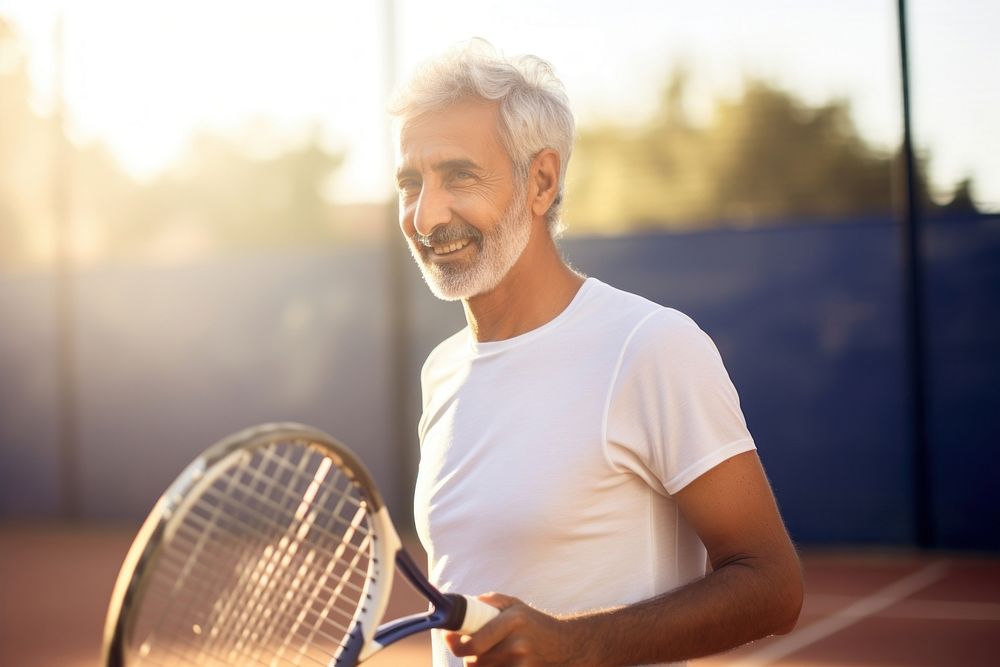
<box><xmin>102</xmin><ymin>422</ymin><xmax>499</xmax><ymax>666</ymax></box>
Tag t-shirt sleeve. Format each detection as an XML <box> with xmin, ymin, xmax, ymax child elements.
<box><xmin>604</xmin><ymin>309</ymin><xmax>756</xmax><ymax>495</ymax></box>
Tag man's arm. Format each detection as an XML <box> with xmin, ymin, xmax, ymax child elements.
<box><xmin>446</xmin><ymin>451</ymin><xmax>803</xmax><ymax>666</ymax></box>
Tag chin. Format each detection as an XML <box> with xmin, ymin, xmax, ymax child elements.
<box><xmin>420</xmin><ymin>267</ymin><xmax>475</xmax><ymax>301</ymax></box>
<box><xmin>426</xmin><ymin>284</ymin><xmax>467</xmax><ymax>302</ymax></box>
<box><xmin>422</xmin><ymin>267</ymin><xmax>503</xmax><ymax>302</ymax></box>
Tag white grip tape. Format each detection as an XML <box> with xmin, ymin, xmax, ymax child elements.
<box><xmin>458</xmin><ymin>595</ymin><xmax>501</xmax><ymax>634</ymax></box>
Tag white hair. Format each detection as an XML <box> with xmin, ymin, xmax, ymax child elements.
<box><xmin>389</xmin><ymin>39</ymin><xmax>575</xmax><ymax>237</ymax></box>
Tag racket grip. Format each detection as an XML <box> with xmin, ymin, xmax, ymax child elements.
<box><xmin>457</xmin><ymin>595</ymin><xmax>501</xmax><ymax>634</ymax></box>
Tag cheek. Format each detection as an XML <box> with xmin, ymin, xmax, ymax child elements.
<box><xmin>399</xmin><ymin>205</ymin><xmax>416</xmax><ymax>237</ymax></box>
<box><xmin>450</xmin><ymin>198</ymin><xmax>496</xmax><ymax>233</ymax></box>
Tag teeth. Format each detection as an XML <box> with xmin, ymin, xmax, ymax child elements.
<box><xmin>432</xmin><ymin>239</ymin><xmax>471</xmax><ymax>255</ymax></box>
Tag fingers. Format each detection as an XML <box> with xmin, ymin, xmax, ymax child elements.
<box><xmin>462</xmin><ymin>634</ymin><xmax>537</xmax><ymax>667</ymax></box>
<box><xmin>446</xmin><ymin>593</ymin><xmax>577</xmax><ymax>667</ymax></box>
<box><xmin>478</xmin><ymin>592</ymin><xmax>518</xmax><ymax>609</ymax></box>
<box><xmin>446</xmin><ymin>593</ymin><xmax>521</xmax><ymax>658</ymax></box>
<box><xmin>457</xmin><ymin>636</ymin><xmax>528</xmax><ymax>667</ymax></box>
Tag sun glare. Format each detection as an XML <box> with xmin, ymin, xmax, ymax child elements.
<box><xmin>8</xmin><ymin>0</ymin><xmax>389</xmax><ymax>197</ymax></box>
<box><xmin>2</xmin><ymin>0</ymin><xmax>997</xmax><ymax>220</ymax></box>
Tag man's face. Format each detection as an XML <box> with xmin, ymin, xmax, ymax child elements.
<box><xmin>395</xmin><ymin>100</ymin><xmax>532</xmax><ymax>301</ymax></box>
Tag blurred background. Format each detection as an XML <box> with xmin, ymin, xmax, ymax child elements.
<box><xmin>1</xmin><ymin>0</ymin><xmax>998</xmax><ymax>665</ymax></box>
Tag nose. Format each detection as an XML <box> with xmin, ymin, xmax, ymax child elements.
<box><xmin>412</xmin><ymin>184</ymin><xmax>452</xmax><ymax>238</ymax></box>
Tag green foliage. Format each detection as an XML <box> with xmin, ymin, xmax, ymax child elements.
<box><xmin>0</xmin><ymin>16</ymin><xmax>348</xmax><ymax>266</ymax></box>
<box><xmin>0</xmin><ymin>15</ymin><xmax>981</xmax><ymax>264</ymax></box>
<box><xmin>566</xmin><ymin>73</ymin><xmax>971</xmax><ymax>233</ymax></box>
<box><xmin>129</xmin><ymin>130</ymin><xmax>344</xmax><ymax>254</ymax></box>
<box><xmin>0</xmin><ymin>18</ymin><xmax>51</xmax><ymax>263</ymax></box>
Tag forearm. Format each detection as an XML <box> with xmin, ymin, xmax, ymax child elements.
<box><xmin>563</xmin><ymin>554</ymin><xmax>803</xmax><ymax>666</ymax></box>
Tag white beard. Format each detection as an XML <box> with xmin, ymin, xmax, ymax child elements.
<box><xmin>408</xmin><ymin>184</ymin><xmax>532</xmax><ymax>301</ymax></box>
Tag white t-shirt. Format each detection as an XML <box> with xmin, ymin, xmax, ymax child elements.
<box><xmin>414</xmin><ymin>278</ymin><xmax>756</xmax><ymax>667</ymax></box>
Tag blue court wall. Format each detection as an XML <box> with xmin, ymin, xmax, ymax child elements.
<box><xmin>1</xmin><ymin>215</ymin><xmax>997</xmax><ymax>549</ymax></box>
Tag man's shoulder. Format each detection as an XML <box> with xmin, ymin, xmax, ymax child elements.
<box><xmin>584</xmin><ymin>279</ymin><xmax>698</xmax><ymax>337</ymax></box>
<box><xmin>582</xmin><ymin>280</ymin><xmax>720</xmax><ymax>376</ymax></box>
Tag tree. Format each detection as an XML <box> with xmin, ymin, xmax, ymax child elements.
<box><xmin>0</xmin><ymin>17</ymin><xmax>51</xmax><ymax>264</ymax></box>
<box><xmin>566</xmin><ymin>73</ymin><xmax>976</xmax><ymax>233</ymax></box>
<box><xmin>0</xmin><ymin>14</ymin><xmax>349</xmax><ymax>264</ymax></box>
<box><xmin>126</xmin><ymin>128</ymin><xmax>344</xmax><ymax>259</ymax></box>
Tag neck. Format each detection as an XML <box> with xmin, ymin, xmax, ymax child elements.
<box><xmin>462</xmin><ymin>227</ymin><xmax>585</xmax><ymax>343</ymax></box>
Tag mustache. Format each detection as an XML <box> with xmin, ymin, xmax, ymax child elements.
<box><xmin>413</xmin><ymin>222</ymin><xmax>484</xmax><ymax>248</ymax></box>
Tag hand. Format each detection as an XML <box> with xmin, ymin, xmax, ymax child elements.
<box><xmin>445</xmin><ymin>592</ymin><xmax>589</xmax><ymax>666</ymax></box>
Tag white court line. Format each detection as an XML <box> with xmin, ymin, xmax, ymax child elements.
<box><xmin>726</xmin><ymin>561</ymin><xmax>951</xmax><ymax>667</ymax></box>
<box><xmin>884</xmin><ymin>599</ymin><xmax>1000</xmax><ymax>622</ymax></box>
<box><xmin>806</xmin><ymin>594</ymin><xmax>1000</xmax><ymax>622</ymax></box>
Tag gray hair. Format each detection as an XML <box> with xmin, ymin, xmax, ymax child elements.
<box><xmin>389</xmin><ymin>39</ymin><xmax>575</xmax><ymax>237</ymax></box>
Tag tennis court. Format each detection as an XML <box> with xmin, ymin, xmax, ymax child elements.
<box><xmin>2</xmin><ymin>3</ymin><xmax>998</xmax><ymax>665</ymax></box>
<box><xmin>3</xmin><ymin>523</ymin><xmax>997</xmax><ymax>666</ymax></box>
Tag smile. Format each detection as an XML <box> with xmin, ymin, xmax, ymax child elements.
<box><xmin>431</xmin><ymin>239</ymin><xmax>472</xmax><ymax>255</ymax></box>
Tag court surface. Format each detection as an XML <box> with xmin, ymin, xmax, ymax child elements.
<box><xmin>2</xmin><ymin>523</ymin><xmax>998</xmax><ymax>666</ymax></box>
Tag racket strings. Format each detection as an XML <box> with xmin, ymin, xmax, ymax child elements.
<box><xmin>177</xmin><ymin>454</ymin><xmax>364</xmax><ymax>658</ymax></box>
<box><xmin>159</xmin><ymin>501</ymin><xmax>366</xmax><ymax>661</ymax></box>
<box><xmin>222</xmin><ymin>449</ymin><xmax>375</xmax><ymax>664</ymax></box>
<box><xmin>131</xmin><ymin>440</ymin><xmax>378</xmax><ymax>666</ymax></box>
<box><xmin>205</xmin><ymin>476</ymin><xmax>372</xmax><ymax>665</ymax></box>
<box><xmin>149</xmin><ymin>473</ymin><xmax>371</xmax><ymax>659</ymax></box>
<box><xmin>146</xmin><ymin>445</ymin><xmax>371</xmax><ymax>666</ymax></box>
<box><xmin>153</xmin><ymin>445</ymin><xmax>325</xmax><ymax>667</ymax></box>
<box><xmin>287</xmin><ymin>520</ymin><xmax>374</xmax><ymax>665</ymax></box>
<box><xmin>190</xmin><ymin>445</ymin><xmax>371</xmax><ymax>666</ymax></box>
<box><xmin>134</xmin><ymin>437</ymin><xmax>260</xmax><ymax>666</ymax></box>
<box><xmin>192</xmin><ymin>457</ymin><xmax>373</xmax><ymax>565</ymax></box>
<box><xmin>161</xmin><ymin>500</ymin><xmax>370</xmax><ymax>627</ymax></box>
<box><xmin>173</xmin><ymin>467</ymin><xmax>373</xmax><ymax>596</ymax></box>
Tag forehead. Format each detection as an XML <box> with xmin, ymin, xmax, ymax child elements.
<box><xmin>396</xmin><ymin>100</ymin><xmax>508</xmax><ymax>169</ymax></box>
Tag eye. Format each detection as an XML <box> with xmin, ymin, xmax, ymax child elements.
<box><xmin>397</xmin><ymin>179</ymin><xmax>421</xmax><ymax>197</ymax></box>
<box><xmin>452</xmin><ymin>170</ymin><xmax>476</xmax><ymax>182</ymax></box>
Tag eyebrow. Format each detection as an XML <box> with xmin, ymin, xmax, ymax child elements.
<box><xmin>396</xmin><ymin>158</ymin><xmax>482</xmax><ymax>183</ymax></box>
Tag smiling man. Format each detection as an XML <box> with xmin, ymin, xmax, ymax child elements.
<box><xmin>390</xmin><ymin>41</ymin><xmax>803</xmax><ymax>667</ymax></box>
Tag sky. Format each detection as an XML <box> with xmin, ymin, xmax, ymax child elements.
<box><xmin>2</xmin><ymin>0</ymin><xmax>997</xmax><ymax>210</ymax></box>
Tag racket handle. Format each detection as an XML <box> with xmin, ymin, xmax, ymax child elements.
<box><xmin>457</xmin><ymin>595</ymin><xmax>501</xmax><ymax>634</ymax></box>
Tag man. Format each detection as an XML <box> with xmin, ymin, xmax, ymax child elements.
<box><xmin>390</xmin><ymin>41</ymin><xmax>803</xmax><ymax>667</ymax></box>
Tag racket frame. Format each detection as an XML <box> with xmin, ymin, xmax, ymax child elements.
<box><xmin>341</xmin><ymin>547</ymin><xmax>473</xmax><ymax>663</ymax></box>
<box><xmin>102</xmin><ymin>422</ymin><xmax>491</xmax><ymax>667</ymax></box>
<box><xmin>103</xmin><ymin>423</ymin><xmax>398</xmax><ymax>666</ymax></box>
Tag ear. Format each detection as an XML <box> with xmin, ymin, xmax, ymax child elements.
<box><xmin>529</xmin><ymin>149</ymin><xmax>561</xmax><ymax>220</ymax></box>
